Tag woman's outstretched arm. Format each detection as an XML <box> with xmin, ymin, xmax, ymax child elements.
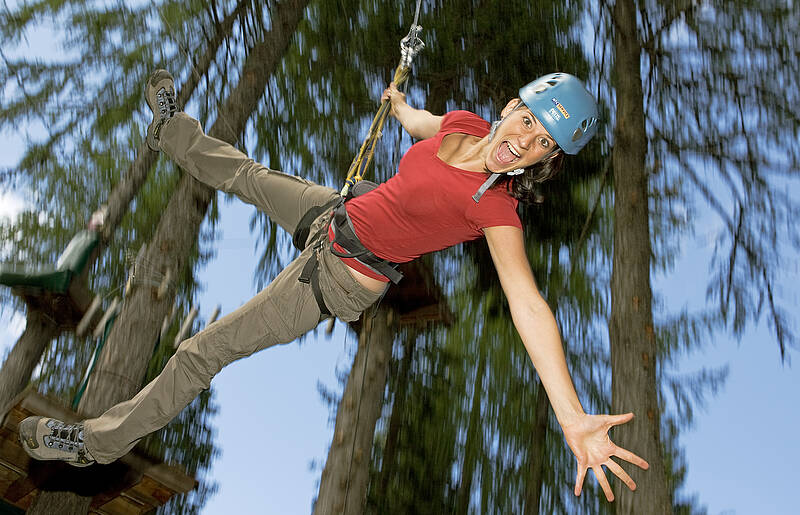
<box><xmin>381</xmin><ymin>82</ymin><xmax>442</xmax><ymax>139</ymax></box>
<box><xmin>483</xmin><ymin>224</ymin><xmax>649</xmax><ymax>502</ymax></box>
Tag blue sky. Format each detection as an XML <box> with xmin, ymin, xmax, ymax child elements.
<box><xmin>1</xmin><ymin>8</ymin><xmax>799</xmax><ymax>515</ymax></box>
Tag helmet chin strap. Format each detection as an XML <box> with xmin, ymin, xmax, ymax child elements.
<box><xmin>471</xmin><ymin>150</ymin><xmax>559</xmax><ymax>204</ymax></box>
<box><xmin>471</xmin><ymin>166</ymin><xmax>525</xmax><ymax>203</ymax></box>
<box><xmin>471</xmin><ymin>172</ymin><xmax>502</xmax><ymax>203</ymax></box>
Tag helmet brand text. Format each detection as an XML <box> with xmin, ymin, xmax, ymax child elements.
<box><xmin>551</xmin><ymin>97</ymin><xmax>570</xmax><ymax>119</ymax></box>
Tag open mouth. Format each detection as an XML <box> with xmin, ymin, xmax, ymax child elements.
<box><xmin>496</xmin><ymin>141</ymin><xmax>521</xmax><ymax>165</ymax></box>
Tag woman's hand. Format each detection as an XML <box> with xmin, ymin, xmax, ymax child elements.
<box><xmin>561</xmin><ymin>412</ymin><xmax>649</xmax><ymax>502</ymax></box>
<box><xmin>378</xmin><ymin>82</ymin><xmax>442</xmax><ymax>139</ymax></box>
<box><xmin>381</xmin><ymin>82</ymin><xmax>407</xmax><ymax>117</ymax></box>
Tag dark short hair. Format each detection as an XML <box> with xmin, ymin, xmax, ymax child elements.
<box><xmin>498</xmin><ymin>151</ymin><xmax>565</xmax><ymax>204</ymax></box>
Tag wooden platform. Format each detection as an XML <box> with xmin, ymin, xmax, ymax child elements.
<box><xmin>0</xmin><ymin>387</ymin><xmax>196</xmax><ymax>514</ymax></box>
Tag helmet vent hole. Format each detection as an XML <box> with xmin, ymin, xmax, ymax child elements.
<box><xmin>572</xmin><ymin>128</ymin><xmax>583</xmax><ymax>141</ymax></box>
<box><xmin>546</xmin><ymin>80</ymin><xmax>558</xmax><ymax>86</ymax></box>
<box><xmin>581</xmin><ymin>119</ymin><xmax>589</xmax><ymax>130</ymax></box>
<box><xmin>534</xmin><ymin>85</ymin><xmax>547</xmax><ymax>93</ymax></box>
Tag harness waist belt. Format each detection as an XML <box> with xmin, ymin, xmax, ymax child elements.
<box><xmin>330</xmin><ymin>205</ymin><xmax>403</xmax><ymax>284</ymax></box>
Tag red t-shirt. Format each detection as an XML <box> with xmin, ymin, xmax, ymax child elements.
<box><xmin>334</xmin><ymin>110</ymin><xmax>522</xmax><ymax>280</ymax></box>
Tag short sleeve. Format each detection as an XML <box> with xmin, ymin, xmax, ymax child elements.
<box><xmin>440</xmin><ymin>111</ymin><xmax>491</xmax><ymax>137</ymax></box>
<box><xmin>468</xmin><ymin>191</ymin><xmax>522</xmax><ymax>230</ymax></box>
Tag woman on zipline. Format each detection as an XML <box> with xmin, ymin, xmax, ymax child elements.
<box><xmin>21</xmin><ymin>69</ymin><xmax>649</xmax><ymax>501</ymax></box>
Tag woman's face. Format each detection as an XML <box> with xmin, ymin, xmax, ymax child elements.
<box><xmin>485</xmin><ymin>99</ymin><xmax>558</xmax><ymax>173</ymax></box>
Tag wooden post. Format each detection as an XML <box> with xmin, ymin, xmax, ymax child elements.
<box><xmin>92</xmin><ymin>298</ymin><xmax>120</xmax><ymax>339</ymax></box>
<box><xmin>76</xmin><ymin>296</ymin><xmax>102</xmax><ymax>337</ymax></box>
<box><xmin>173</xmin><ymin>306</ymin><xmax>199</xmax><ymax>348</ymax></box>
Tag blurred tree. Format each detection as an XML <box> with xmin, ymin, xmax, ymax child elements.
<box><xmin>364</xmin><ymin>1</ymin><xmax>612</xmax><ymax>512</ymax></box>
<box><xmin>315</xmin><ymin>307</ymin><xmax>400</xmax><ymax>515</ymax></box>
<box><xmin>589</xmin><ymin>0</ymin><xmax>799</xmax><ymax>512</ymax></box>
<box><xmin>608</xmin><ymin>0</ymin><xmax>672</xmax><ymax>511</ymax></box>
<box><xmin>642</xmin><ymin>0</ymin><xmax>799</xmax><ymax>357</ymax></box>
<box><xmin>0</xmin><ymin>1</ymin><xmax>246</xmax><ymax>512</ymax></box>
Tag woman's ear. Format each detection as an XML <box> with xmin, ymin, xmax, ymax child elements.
<box><xmin>500</xmin><ymin>98</ymin><xmax>523</xmax><ymax>118</ymax></box>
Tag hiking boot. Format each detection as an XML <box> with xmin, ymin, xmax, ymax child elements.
<box><xmin>18</xmin><ymin>416</ymin><xmax>95</xmax><ymax>467</ymax></box>
<box><xmin>145</xmin><ymin>69</ymin><xmax>179</xmax><ymax>151</ymax></box>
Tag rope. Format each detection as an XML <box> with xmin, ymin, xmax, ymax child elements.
<box><xmin>71</xmin><ymin>312</ymin><xmax>117</xmax><ymax>410</ymax></box>
<box><xmin>411</xmin><ymin>0</ymin><xmax>422</xmax><ymax>27</ymax></box>
<box><xmin>340</xmin><ymin>0</ymin><xmax>425</xmax><ymax>197</ymax></box>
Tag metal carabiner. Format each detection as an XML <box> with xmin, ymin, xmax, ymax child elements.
<box><xmin>400</xmin><ymin>24</ymin><xmax>425</xmax><ymax>68</ymax></box>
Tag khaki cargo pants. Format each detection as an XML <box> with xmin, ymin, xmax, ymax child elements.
<box><xmin>83</xmin><ymin>113</ymin><xmax>382</xmax><ymax>464</ymax></box>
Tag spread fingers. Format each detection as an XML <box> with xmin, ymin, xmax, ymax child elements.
<box><xmin>613</xmin><ymin>446</ymin><xmax>649</xmax><ymax>470</ymax></box>
<box><xmin>605</xmin><ymin>458</ymin><xmax>636</xmax><ymax>491</ymax></box>
<box><xmin>591</xmin><ymin>466</ymin><xmax>615</xmax><ymax>502</ymax></box>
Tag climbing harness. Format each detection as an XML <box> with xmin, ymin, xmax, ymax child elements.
<box><xmin>295</xmin><ymin>187</ymin><xmax>402</xmax><ymax>318</ymax></box>
<box><xmin>329</xmin><ymin>204</ymin><xmax>403</xmax><ymax>284</ymax></box>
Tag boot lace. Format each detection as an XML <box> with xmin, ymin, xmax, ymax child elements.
<box><xmin>156</xmin><ymin>87</ymin><xmax>177</xmax><ymax>121</ymax></box>
<box><xmin>44</xmin><ymin>419</ymin><xmax>86</xmax><ymax>454</ymax></box>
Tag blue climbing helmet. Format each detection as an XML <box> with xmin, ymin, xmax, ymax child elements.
<box><xmin>518</xmin><ymin>73</ymin><xmax>599</xmax><ymax>155</ymax></box>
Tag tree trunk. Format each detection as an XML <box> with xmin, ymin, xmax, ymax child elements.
<box><xmin>454</xmin><ymin>349</ymin><xmax>486</xmax><ymax>514</ymax></box>
<box><xmin>524</xmin><ymin>377</ymin><xmax>549</xmax><ymax>515</ymax></box>
<box><xmin>0</xmin><ymin>310</ymin><xmax>60</xmax><ymax>413</ymax></box>
<box><xmin>315</xmin><ymin>307</ymin><xmax>396</xmax><ymax>515</ymax></box>
<box><xmin>377</xmin><ymin>332</ymin><xmax>416</xmax><ymax>497</ymax></box>
<box><xmin>610</xmin><ymin>0</ymin><xmax>671</xmax><ymax>512</ymax></box>
<box><xmin>29</xmin><ymin>1</ymin><xmax>309</xmax><ymax>513</ymax></box>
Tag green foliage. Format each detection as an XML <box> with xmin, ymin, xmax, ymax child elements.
<box><xmin>582</xmin><ymin>0</ymin><xmax>799</xmax><ymax>510</ymax></box>
<box><xmin>366</xmin><ymin>330</ymin><xmax>460</xmax><ymax>514</ymax></box>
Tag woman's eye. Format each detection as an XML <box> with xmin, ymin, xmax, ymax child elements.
<box><xmin>539</xmin><ymin>138</ymin><xmax>550</xmax><ymax>148</ymax></box>
<box><xmin>523</xmin><ymin>117</ymin><xmax>533</xmax><ymax>128</ymax></box>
